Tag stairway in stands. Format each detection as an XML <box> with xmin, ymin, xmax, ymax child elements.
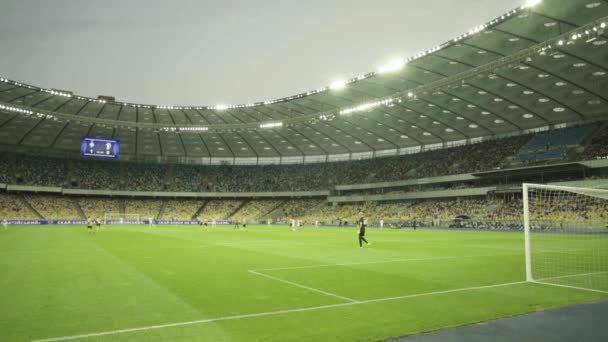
<box><xmin>191</xmin><ymin>200</ymin><xmax>208</xmax><ymax>220</ymax></box>
<box><xmin>258</xmin><ymin>199</ymin><xmax>288</xmax><ymax>222</ymax></box>
<box><xmin>18</xmin><ymin>194</ymin><xmax>44</xmax><ymax>219</ymax></box>
<box><xmin>157</xmin><ymin>199</ymin><xmax>168</xmax><ymax>220</ymax></box>
<box><xmin>227</xmin><ymin>200</ymin><xmax>249</xmax><ymax>221</ymax></box>
<box><xmin>72</xmin><ymin>197</ymin><xmax>86</xmax><ymax>220</ymax></box>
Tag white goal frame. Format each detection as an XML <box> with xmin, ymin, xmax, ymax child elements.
<box><xmin>522</xmin><ymin>182</ymin><xmax>608</xmax><ymax>294</ymax></box>
<box><xmin>103</xmin><ymin>213</ymin><xmax>141</xmax><ymax>224</ymax></box>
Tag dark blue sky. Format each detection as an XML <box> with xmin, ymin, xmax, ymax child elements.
<box><xmin>0</xmin><ymin>0</ymin><xmax>523</xmax><ymax>106</ymax></box>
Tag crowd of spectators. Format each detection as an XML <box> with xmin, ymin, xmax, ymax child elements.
<box><xmin>125</xmin><ymin>164</ymin><xmax>166</xmax><ymax>191</ymax></box>
<box><xmin>69</xmin><ymin>160</ymin><xmax>122</xmax><ymax>190</ymax></box>
<box><xmin>230</xmin><ymin>199</ymin><xmax>284</xmax><ymax>223</ymax></box>
<box><xmin>0</xmin><ymin>123</ymin><xmax>605</xmax><ymax>192</ymax></box>
<box><xmin>199</xmin><ymin>200</ymin><xmax>243</xmax><ymax>221</ymax></box>
<box><xmin>23</xmin><ymin>194</ymin><xmax>81</xmax><ymax>220</ymax></box>
<box><xmin>582</xmin><ymin>125</ymin><xmax>608</xmax><ymax>160</ymax></box>
<box><xmin>159</xmin><ymin>199</ymin><xmax>204</xmax><ymax>220</ymax></box>
<box><xmin>123</xmin><ymin>199</ymin><xmax>163</xmax><ymax>220</ymax></box>
<box><xmin>0</xmin><ymin>193</ymin><xmax>38</xmax><ymax>220</ymax></box>
<box><xmin>14</xmin><ymin>156</ymin><xmax>66</xmax><ymax>187</ymax></box>
<box><xmin>1</xmin><ymin>191</ymin><xmax>607</xmax><ymax>232</ymax></box>
<box><xmin>78</xmin><ymin>197</ymin><xmax>120</xmax><ymax>220</ymax></box>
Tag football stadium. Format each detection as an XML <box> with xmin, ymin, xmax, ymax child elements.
<box><xmin>1</xmin><ymin>0</ymin><xmax>608</xmax><ymax>341</ymax></box>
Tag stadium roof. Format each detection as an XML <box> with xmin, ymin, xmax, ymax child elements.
<box><xmin>0</xmin><ymin>0</ymin><xmax>607</xmax><ymax>164</ymax></box>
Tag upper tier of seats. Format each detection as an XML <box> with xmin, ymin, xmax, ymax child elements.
<box><xmin>512</xmin><ymin>125</ymin><xmax>594</xmax><ymax>163</ymax></box>
<box><xmin>0</xmin><ymin>123</ymin><xmax>605</xmax><ymax>192</ymax></box>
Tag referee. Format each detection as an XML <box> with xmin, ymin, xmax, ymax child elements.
<box><xmin>356</xmin><ymin>212</ymin><xmax>369</xmax><ymax>247</ymax></box>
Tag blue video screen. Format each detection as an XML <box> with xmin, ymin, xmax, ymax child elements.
<box><xmin>80</xmin><ymin>137</ymin><xmax>120</xmax><ymax>159</ymax></box>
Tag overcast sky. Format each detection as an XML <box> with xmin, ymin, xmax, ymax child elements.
<box><xmin>0</xmin><ymin>0</ymin><xmax>523</xmax><ymax>106</ymax></box>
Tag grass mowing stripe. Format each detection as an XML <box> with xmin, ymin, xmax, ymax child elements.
<box><xmin>30</xmin><ymin>281</ymin><xmax>526</xmax><ymax>342</ymax></box>
<box><xmin>248</xmin><ymin>270</ymin><xmax>359</xmax><ymax>303</ymax></box>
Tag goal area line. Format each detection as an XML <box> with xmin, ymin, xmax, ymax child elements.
<box><xmin>31</xmin><ymin>281</ymin><xmax>526</xmax><ymax>342</ymax></box>
<box><xmin>532</xmin><ymin>271</ymin><xmax>608</xmax><ymax>295</ymax></box>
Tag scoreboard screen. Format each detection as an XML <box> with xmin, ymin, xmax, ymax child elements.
<box><xmin>80</xmin><ymin>137</ymin><xmax>120</xmax><ymax>159</ymax></box>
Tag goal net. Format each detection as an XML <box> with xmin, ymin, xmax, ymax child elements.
<box><xmin>103</xmin><ymin>213</ymin><xmax>141</xmax><ymax>224</ymax></box>
<box><xmin>523</xmin><ymin>183</ymin><xmax>608</xmax><ymax>294</ymax></box>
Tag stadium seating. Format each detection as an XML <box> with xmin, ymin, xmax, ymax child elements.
<box><xmin>1</xmin><ymin>190</ymin><xmax>607</xmax><ymax>232</ymax></box>
<box><xmin>582</xmin><ymin>124</ymin><xmax>608</xmax><ymax>160</ymax></box>
<box><xmin>159</xmin><ymin>199</ymin><xmax>205</xmax><ymax>220</ymax></box>
<box><xmin>0</xmin><ymin>193</ymin><xmax>39</xmax><ymax>220</ymax></box>
<box><xmin>198</xmin><ymin>199</ymin><xmax>243</xmax><ymax>221</ymax></box>
<box><xmin>78</xmin><ymin>197</ymin><xmax>120</xmax><ymax>221</ymax></box>
<box><xmin>124</xmin><ymin>198</ymin><xmax>163</xmax><ymax>220</ymax></box>
<box><xmin>229</xmin><ymin>199</ymin><xmax>284</xmax><ymax>223</ymax></box>
<box><xmin>512</xmin><ymin>125</ymin><xmax>594</xmax><ymax>164</ymax></box>
<box><xmin>1</xmin><ymin>124</ymin><xmax>605</xmax><ymax>192</ymax></box>
<box><xmin>23</xmin><ymin>194</ymin><xmax>82</xmax><ymax>220</ymax></box>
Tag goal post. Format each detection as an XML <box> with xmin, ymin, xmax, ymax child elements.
<box><xmin>103</xmin><ymin>213</ymin><xmax>141</xmax><ymax>224</ymax></box>
<box><xmin>522</xmin><ymin>183</ymin><xmax>608</xmax><ymax>294</ymax></box>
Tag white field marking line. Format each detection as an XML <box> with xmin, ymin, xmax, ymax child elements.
<box><xmin>30</xmin><ymin>281</ymin><xmax>525</xmax><ymax>342</ymax></box>
<box><xmin>254</xmin><ymin>256</ymin><xmax>457</xmax><ymax>272</ymax></box>
<box><xmin>248</xmin><ymin>270</ymin><xmax>359</xmax><ymax>303</ymax></box>
<box><xmin>537</xmin><ymin>271</ymin><xmax>608</xmax><ymax>281</ymax></box>
<box><xmin>253</xmin><ymin>252</ymin><xmax>521</xmax><ymax>272</ymax></box>
<box><xmin>532</xmin><ymin>281</ymin><xmax>608</xmax><ymax>295</ymax></box>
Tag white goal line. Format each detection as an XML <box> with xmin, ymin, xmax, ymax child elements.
<box><xmin>30</xmin><ymin>281</ymin><xmax>526</xmax><ymax>342</ymax></box>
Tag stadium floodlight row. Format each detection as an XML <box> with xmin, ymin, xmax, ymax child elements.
<box><xmin>0</xmin><ymin>0</ymin><xmax>607</xmax><ymax>163</ymax></box>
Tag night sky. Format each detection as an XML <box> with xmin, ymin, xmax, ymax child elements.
<box><xmin>0</xmin><ymin>0</ymin><xmax>524</xmax><ymax>106</ymax></box>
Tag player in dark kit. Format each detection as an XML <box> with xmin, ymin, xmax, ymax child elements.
<box><xmin>86</xmin><ymin>218</ymin><xmax>94</xmax><ymax>234</ymax></box>
<box><xmin>356</xmin><ymin>212</ymin><xmax>369</xmax><ymax>247</ymax></box>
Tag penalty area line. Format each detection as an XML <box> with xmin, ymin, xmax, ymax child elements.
<box><xmin>30</xmin><ymin>281</ymin><xmax>525</xmax><ymax>342</ymax></box>
<box><xmin>248</xmin><ymin>270</ymin><xmax>359</xmax><ymax>303</ymax></box>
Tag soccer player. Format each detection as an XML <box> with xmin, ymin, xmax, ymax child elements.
<box><xmin>2</xmin><ymin>218</ymin><xmax>7</xmax><ymax>230</ymax></box>
<box><xmin>233</xmin><ymin>220</ymin><xmax>240</xmax><ymax>230</ymax></box>
<box><xmin>86</xmin><ymin>217</ymin><xmax>94</xmax><ymax>234</ymax></box>
<box><xmin>380</xmin><ymin>219</ymin><xmax>384</xmax><ymax>229</ymax></box>
<box><xmin>96</xmin><ymin>217</ymin><xmax>101</xmax><ymax>231</ymax></box>
<box><xmin>356</xmin><ymin>212</ymin><xmax>369</xmax><ymax>247</ymax></box>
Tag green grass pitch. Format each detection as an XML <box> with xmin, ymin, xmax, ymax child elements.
<box><xmin>1</xmin><ymin>225</ymin><xmax>606</xmax><ymax>342</ymax></box>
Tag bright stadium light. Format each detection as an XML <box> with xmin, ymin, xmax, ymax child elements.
<box><xmin>329</xmin><ymin>79</ymin><xmax>347</xmax><ymax>90</ymax></box>
<box><xmin>259</xmin><ymin>122</ymin><xmax>283</xmax><ymax>129</ymax></box>
<box><xmin>215</xmin><ymin>104</ymin><xmax>229</xmax><ymax>110</ymax></box>
<box><xmin>377</xmin><ymin>59</ymin><xmax>405</xmax><ymax>74</ymax></box>
<box><xmin>524</xmin><ymin>0</ymin><xmax>541</xmax><ymax>8</ymax></box>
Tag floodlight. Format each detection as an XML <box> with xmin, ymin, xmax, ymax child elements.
<box><xmin>329</xmin><ymin>80</ymin><xmax>347</xmax><ymax>90</ymax></box>
<box><xmin>377</xmin><ymin>59</ymin><xmax>405</xmax><ymax>74</ymax></box>
<box><xmin>524</xmin><ymin>0</ymin><xmax>541</xmax><ymax>7</ymax></box>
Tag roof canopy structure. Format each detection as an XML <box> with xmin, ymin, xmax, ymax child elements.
<box><xmin>0</xmin><ymin>0</ymin><xmax>606</xmax><ymax>164</ymax></box>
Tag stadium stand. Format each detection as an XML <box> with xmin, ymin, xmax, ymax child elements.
<box><xmin>159</xmin><ymin>199</ymin><xmax>205</xmax><ymax>220</ymax></box>
<box><xmin>78</xmin><ymin>197</ymin><xmax>120</xmax><ymax>221</ymax></box>
<box><xmin>123</xmin><ymin>198</ymin><xmax>163</xmax><ymax>220</ymax></box>
<box><xmin>23</xmin><ymin>194</ymin><xmax>82</xmax><ymax>220</ymax></box>
<box><xmin>198</xmin><ymin>199</ymin><xmax>243</xmax><ymax>221</ymax></box>
<box><xmin>69</xmin><ymin>160</ymin><xmax>122</xmax><ymax>190</ymax></box>
<box><xmin>1</xmin><ymin>124</ymin><xmax>604</xmax><ymax>193</ymax></box>
<box><xmin>582</xmin><ymin>123</ymin><xmax>608</xmax><ymax>160</ymax></box>
<box><xmin>511</xmin><ymin>125</ymin><xmax>594</xmax><ymax>164</ymax></box>
<box><xmin>0</xmin><ymin>193</ymin><xmax>39</xmax><ymax>220</ymax></box>
<box><xmin>229</xmin><ymin>199</ymin><xmax>284</xmax><ymax>223</ymax></box>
